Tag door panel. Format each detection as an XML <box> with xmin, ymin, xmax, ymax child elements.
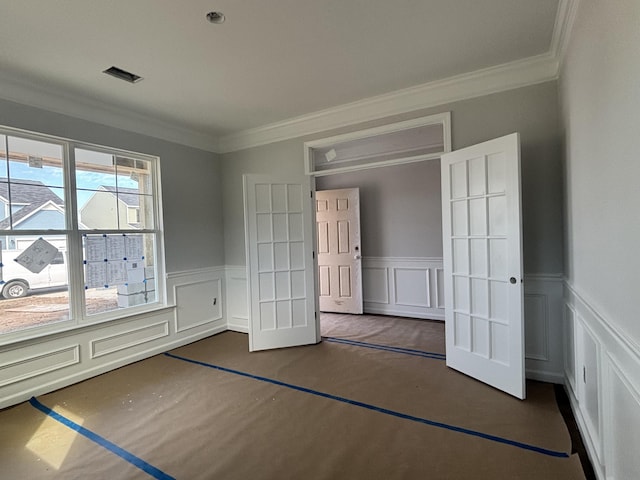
<box><xmin>244</xmin><ymin>174</ymin><xmax>319</xmax><ymax>351</ymax></box>
<box><xmin>316</xmin><ymin>188</ymin><xmax>363</xmax><ymax>314</ymax></box>
<box><xmin>441</xmin><ymin>133</ymin><xmax>525</xmax><ymax>399</ymax></box>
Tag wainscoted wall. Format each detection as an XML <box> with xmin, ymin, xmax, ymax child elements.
<box><xmin>362</xmin><ymin>257</ymin><xmax>445</xmax><ymax>320</ymax></box>
<box><xmin>225</xmin><ymin>265</ymin><xmax>249</xmax><ymax>333</ymax></box>
<box><xmin>563</xmin><ymin>282</ymin><xmax>640</xmax><ymax>480</ymax></box>
<box><xmin>0</xmin><ymin>267</ymin><xmax>227</xmax><ymax>409</ymax></box>
<box><xmin>523</xmin><ymin>274</ymin><xmax>564</xmax><ymax>383</ymax></box>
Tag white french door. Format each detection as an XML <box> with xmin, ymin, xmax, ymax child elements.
<box><xmin>243</xmin><ymin>174</ymin><xmax>319</xmax><ymax>351</ymax></box>
<box><xmin>441</xmin><ymin>133</ymin><xmax>525</xmax><ymax>399</ymax></box>
<box><xmin>316</xmin><ymin>188</ymin><xmax>363</xmax><ymax>314</ymax></box>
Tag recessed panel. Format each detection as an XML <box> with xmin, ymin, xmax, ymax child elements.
<box><xmin>470</xmin><ymin>239</ymin><xmax>487</xmax><ymax>276</ymax></box>
<box><xmin>337</xmin><ymin>198</ymin><xmax>349</xmax><ymax>211</ymax></box>
<box><xmin>292</xmin><ymin>299</ymin><xmax>307</xmax><ymax>327</ymax></box>
<box><xmin>276</xmin><ymin>301</ymin><xmax>292</xmax><ymax>328</ymax></box>
<box><xmin>489</xmin><ymin>280</ymin><xmax>508</xmax><ymax>322</ymax></box>
<box><xmin>290</xmin><ymin>242</ymin><xmax>304</xmax><ymax>269</ymax></box>
<box><xmin>275</xmin><ymin>271</ymin><xmax>290</xmax><ymax>300</ymax></box>
<box><xmin>259</xmin><ymin>273</ymin><xmax>274</xmax><ymax>301</ymax></box>
<box><xmin>260</xmin><ymin>303</ymin><xmax>275</xmax><ymax>330</ymax></box>
<box><xmin>289</xmin><ymin>213</ymin><xmax>303</xmax><ymax>241</ymax></box>
<box><xmin>255</xmin><ymin>184</ymin><xmax>271</xmax><ymax>213</ymax></box>
<box><xmin>258</xmin><ymin>243</ymin><xmax>273</xmax><ymax>272</ymax></box>
<box><xmin>454</xmin><ymin>276</ymin><xmax>469</xmax><ymax>312</ymax></box>
<box><xmin>451</xmin><ymin>161</ymin><xmax>467</xmax><ymax>199</ymax></box>
<box><xmin>287</xmin><ymin>184</ymin><xmax>303</xmax><ymax>212</ymax></box>
<box><xmin>489</xmin><ymin>239</ymin><xmax>507</xmax><ymax>279</ymax></box>
<box><xmin>487</xmin><ymin>152</ymin><xmax>506</xmax><ymax>194</ymax></box>
<box><xmin>452</xmin><ymin>200</ymin><xmax>468</xmax><ymax>236</ymax></box>
<box><xmin>316</xmin><ymin>200</ymin><xmax>328</xmax><ymax>212</ymax></box>
<box><xmin>318</xmin><ymin>222</ymin><xmax>329</xmax><ymax>254</ymax></box>
<box><xmin>491</xmin><ymin>322</ymin><xmax>509</xmax><ymax>364</ymax></box>
<box><xmin>339</xmin><ymin>266</ymin><xmax>352</xmax><ymax>297</ymax></box>
<box><xmin>468</xmin><ymin>156</ymin><xmax>486</xmax><ymax>196</ymax></box>
<box><xmin>454</xmin><ymin>313</ymin><xmax>471</xmax><ymax>350</ymax></box>
<box><xmin>472</xmin><ymin>317</ymin><xmax>490</xmax><ymax>357</ymax></box>
<box><xmin>291</xmin><ymin>270</ymin><xmax>305</xmax><ymax>298</ymax></box>
<box><xmin>272</xmin><ymin>184</ymin><xmax>287</xmax><ymax>212</ymax></box>
<box><xmin>274</xmin><ymin>243</ymin><xmax>289</xmax><ymax>270</ymax></box>
<box><xmin>319</xmin><ymin>266</ymin><xmax>330</xmax><ymax>296</ymax></box>
<box><xmin>469</xmin><ymin>198</ymin><xmax>487</xmax><ymax>236</ymax></box>
<box><xmin>488</xmin><ymin>195</ymin><xmax>507</xmax><ymax>236</ymax></box>
<box><xmin>256</xmin><ymin>214</ymin><xmax>272</xmax><ymax>242</ymax></box>
<box><xmin>453</xmin><ymin>239</ymin><xmax>468</xmax><ymax>274</ymax></box>
<box><xmin>273</xmin><ymin>213</ymin><xmax>288</xmax><ymax>241</ymax></box>
<box><xmin>471</xmin><ymin>278</ymin><xmax>488</xmax><ymax>317</ymax></box>
<box><xmin>338</xmin><ymin>221</ymin><xmax>350</xmax><ymax>254</ymax></box>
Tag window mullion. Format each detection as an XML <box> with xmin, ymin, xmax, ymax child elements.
<box><xmin>65</xmin><ymin>144</ymin><xmax>86</xmax><ymax>322</ymax></box>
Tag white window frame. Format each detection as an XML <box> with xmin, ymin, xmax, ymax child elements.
<box><xmin>0</xmin><ymin>125</ymin><xmax>166</xmax><ymax>345</ymax></box>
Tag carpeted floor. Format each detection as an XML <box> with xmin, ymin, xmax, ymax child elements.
<box><xmin>0</xmin><ymin>314</ymin><xmax>587</xmax><ymax>479</ymax></box>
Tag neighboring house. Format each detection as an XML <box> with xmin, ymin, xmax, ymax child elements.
<box><xmin>0</xmin><ymin>179</ymin><xmax>65</xmax><ymax>250</ymax></box>
<box><xmin>80</xmin><ymin>185</ymin><xmax>141</xmax><ymax>229</ymax></box>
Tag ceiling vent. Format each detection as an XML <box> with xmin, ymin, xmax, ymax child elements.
<box><xmin>103</xmin><ymin>66</ymin><xmax>143</xmax><ymax>84</ymax></box>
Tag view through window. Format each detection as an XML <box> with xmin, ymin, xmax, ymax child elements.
<box><xmin>0</xmin><ymin>128</ymin><xmax>163</xmax><ymax>337</ymax></box>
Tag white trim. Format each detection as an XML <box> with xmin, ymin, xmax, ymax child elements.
<box><xmin>0</xmin><ymin>71</ymin><xmax>219</xmax><ymax>152</ymax></box>
<box><xmin>552</xmin><ymin>0</ymin><xmax>582</xmax><ymax>70</ymax></box>
<box><xmin>219</xmin><ymin>54</ymin><xmax>557</xmax><ymax>153</ymax></box>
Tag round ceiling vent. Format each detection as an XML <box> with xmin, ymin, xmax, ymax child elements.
<box><xmin>206</xmin><ymin>11</ymin><xmax>225</xmax><ymax>24</ymax></box>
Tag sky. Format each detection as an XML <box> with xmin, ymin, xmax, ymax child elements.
<box><xmin>4</xmin><ymin>158</ymin><xmax>139</xmax><ymax>207</ymax></box>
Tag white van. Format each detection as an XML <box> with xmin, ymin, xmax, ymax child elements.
<box><xmin>0</xmin><ymin>248</ymin><xmax>68</xmax><ymax>298</ymax></box>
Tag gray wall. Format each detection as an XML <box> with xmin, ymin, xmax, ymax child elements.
<box><xmin>560</xmin><ymin>0</ymin><xmax>640</xmax><ymax>344</ymax></box>
<box><xmin>222</xmin><ymin>81</ymin><xmax>563</xmax><ymax>275</ymax></box>
<box><xmin>0</xmin><ymin>98</ymin><xmax>224</xmax><ymax>272</ymax></box>
<box><xmin>316</xmin><ymin>160</ymin><xmax>443</xmax><ymax>258</ymax></box>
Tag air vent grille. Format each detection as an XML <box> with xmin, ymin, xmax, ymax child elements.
<box><xmin>103</xmin><ymin>66</ymin><xmax>143</xmax><ymax>84</ymax></box>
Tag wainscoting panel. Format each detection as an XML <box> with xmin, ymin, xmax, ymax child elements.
<box><xmin>362</xmin><ymin>257</ymin><xmax>444</xmax><ymax>320</ymax></box>
<box><xmin>90</xmin><ymin>320</ymin><xmax>169</xmax><ymax>359</ymax></box>
<box><xmin>0</xmin><ymin>266</ymin><xmax>227</xmax><ymax>410</ymax></box>
<box><xmin>564</xmin><ymin>281</ymin><xmax>640</xmax><ymax>480</ymax></box>
<box><xmin>0</xmin><ymin>344</ymin><xmax>80</xmax><ymax>388</ymax></box>
<box><xmin>226</xmin><ymin>266</ymin><xmax>249</xmax><ymax>333</ymax></box>
<box><xmin>522</xmin><ymin>274</ymin><xmax>564</xmax><ymax>384</ymax></box>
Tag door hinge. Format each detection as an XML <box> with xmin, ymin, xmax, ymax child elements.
<box><xmin>583</xmin><ymin>366</ymin><xmax>587</xmax><ymax>383</ymax></box>
<box><xmin>313</xmin><ymin>251</ymin><xmax>315</xmax><ymax>259</ymax></box>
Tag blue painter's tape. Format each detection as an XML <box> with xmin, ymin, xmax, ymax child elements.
<box><xmin>324</xmin><ymin>336</ymin><xmax>446</xmax><ymax>360</ymax></box>
<box><xmin>164</xmin><ymin>352</ymin><xmax>569</xmax><ymax>459</ymax></box>
<box><xmin>0</xmin><ymin>262</ymin><xmax>3</xmax><ymax>267</ymax></box>
<box><xmin>28</xmin><ymin>397</ymin><xmax>175</xmax><ymax>480</ymax></box>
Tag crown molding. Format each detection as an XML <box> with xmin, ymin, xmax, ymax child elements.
<box><xmin>217</xmin><ymin>53</ymin><xmax>559</xmax><ymax>153</ymax></box>
<box><xmin>0</xmin><ymin>1</ymin><xmax>580</xmax><ymax>156</ymax></box>
<box><xmin>0</xmin><ymin>71</ymin><xmax>219</xmax><ymax>153</ymax></box>
<box><xmin>551</xmin><ymin>0</ymin><xmax>581</xmax><ymax>71</ymax></box>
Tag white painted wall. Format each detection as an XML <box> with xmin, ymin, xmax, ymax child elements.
<box><xmin>560</xmin><ymin>1</ymin><xmax>640</xmax><ymax>478</ymax></box>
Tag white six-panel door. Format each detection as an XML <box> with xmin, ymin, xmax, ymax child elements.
<box><xmin>243</xmin><ymin>174</ymin><xmax>319</xmax><ymax>351</ymax></box>
<box><xmin>441</xmin><ymin>133</ymin><xmax>525</xmax><ymax>399</ymax></box>
<box><xmin>316</xmin><ymin>188</ymin><xmax>363</xmax><ymax>314</ymax></box>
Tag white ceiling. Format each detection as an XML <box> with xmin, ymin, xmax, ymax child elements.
<box><xmin>0</xmin><ymin>1</ymin><xmax>567</xmax><ymax>152</ymax></box>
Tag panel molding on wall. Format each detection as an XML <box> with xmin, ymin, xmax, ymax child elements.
<box><xmin>0</xmin><ymin>267</ymin><xmax>227</xmax><ymax>410</ymax></box>
<box><xmin>564</xmin><ymin>281</ymin><xmax>640</xmax><ymax>480</ymax></box>
<box><xmin>523</xmin><ymin>274</ymin><xmax>564</xmax><ymax>383</ymax></box>
<box><xmin>362</xmin><ymin>257</ymin><xmax>445</xmax><ymax>320</ymax></box>
<box><xmin>225</xmin><ymin>266</ymin><xmax>249</xmax><ymax>333</ymax></box>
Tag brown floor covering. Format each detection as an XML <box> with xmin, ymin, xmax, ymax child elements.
<box><xmin>0</xmin><ymin>314</ymin><xmax>587</xmax><ymax>479</ymax></box>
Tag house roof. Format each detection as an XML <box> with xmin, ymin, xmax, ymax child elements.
<box><xmin>0</xmin><ymin>179</ymin><xmax>64</xmax><ymax>229</ymax></box>
<box><xmin>99</xmin><ymin>186</ymin><xmax>140</xmax><ymax>207</ymax></box>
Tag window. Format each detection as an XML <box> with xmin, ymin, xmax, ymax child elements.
<box><xmin>0</xmin><ymin>127</ymin><xmax>165</xmax><ymax>339</ymax></box>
